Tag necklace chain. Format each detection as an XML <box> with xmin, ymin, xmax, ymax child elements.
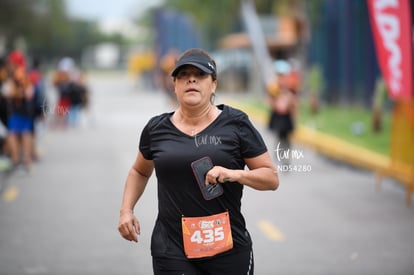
<box><xmin>177</xmin><ymin>105</ymin><xmax>214</xmax><ymax>136</ymax></box>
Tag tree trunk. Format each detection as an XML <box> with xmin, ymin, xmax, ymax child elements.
<box><xmin>310</xmin><ymin>94</ymin><xmax>320</xmax><ymax>114</ymax></box>
<box><xmin>372</xmin><ymin>107</ymin><xmax>382</xmax><ymax>133</ymax></box>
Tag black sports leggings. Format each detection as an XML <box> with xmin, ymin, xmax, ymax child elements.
<box><xmin>152</xmin><ymin>249</ymin><xmax>254</xmax><ymax>275</ymax></box>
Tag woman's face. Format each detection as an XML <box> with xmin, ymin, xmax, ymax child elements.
<box><xmin>173</xmin><ymin>65</ymin><xmax>217</xmax><ymax>108</ymax></box>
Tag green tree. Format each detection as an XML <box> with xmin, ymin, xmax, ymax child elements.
<box><xmin>30</xmin><ymin>0</ymin><xmax>73</xmax><ymax>57</ymax></box>
<box><xmin>0</xmin><ymin>0</ymin><xmax>130</xmax><ymax>62</ymax></box>
<box><xmin>0</xmin><ymin>0</ymin><xmax>75</xmax><ymax>57</ymax></box>
<box><xmin>0</xmin><ymin>0</ymin><xmax>38</xmax><ymax>50</ymax></box>
<box><xmin>162</xmin><ymin>0</ymin><xmax>302</xmax><ymax>48</ymax></box>
<box><xmin>164</xmin><ymin>0</ymin><xmax>240</xmax><ymax>48</ymax></box>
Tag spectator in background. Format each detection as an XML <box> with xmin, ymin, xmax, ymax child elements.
<box><xmin>52</xmin><ymin>57</ymin><xmax>89</xmax><ymax>128</ymax></box>
<box><xmin>2</xmin><ymin>50</ymin><xmax>35</xmax><ymax>170</ymax></box>
<box><xmin>267</xmin><ymin>60</ymin><xmax>299</xmax><ymax>165</ymax></box>
<box><xmin>66</xmin><ymin>69</ymin><xmax>88</xmax><ymax>127</ymax></box>
<box><xmin>52</xmin><ymin>57</ymin><xmax>73</xmax><ymax>128</ymax></box>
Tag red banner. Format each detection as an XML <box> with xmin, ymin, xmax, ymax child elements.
<box><xmin>367</xmin><ymin>0</ymin><xmax>413</xmax><ymax>100</ymax></box>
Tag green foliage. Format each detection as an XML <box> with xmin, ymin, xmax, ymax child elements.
<box><xmin>373</xmin><ymin>77</ymin><xmax>387</xmax><ymax>109</ymax></box>
<box><xmin>298</xmin><ymin>103</ymin><xmax>391</xmax><ymax>156</ymax></box>
<box><xmin>164</xmin><ymin>0</ymin><xmax>240</xmax><ymax>48</ymax></box>
<box><xmin>132</xmin><ymin>7</ymin><xmax>157</xmax><ymax>48</ymax></box>
<box><xmin>0</xmin><ymin>0</ymin><xmax>129</xmax><ymax>60</ymax></box>
<box><xmin>306</xmin><ymin>0</ymin><xmax>324</xmax><ymax>27</ymax></box>
<box><xmin>307</xmin><ymin>64</ymin><xmax>325</xmax><ymax>95</ymax></box>
<box><xmin>271</xmin><ymin>0</ymin><xmax>302</xmax><ymax>16</ymax></box>
<box><xmin>163</xmin><ymin>0</ymin><xmax>289</xmax><ymax>48</ymax></box>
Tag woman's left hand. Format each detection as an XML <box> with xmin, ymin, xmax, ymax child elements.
<box><xmin>205</xmin><ymin>166</ymin><xmax>236</xmax><ymax>185</ymax></box>
<box><xmin>204</xmin><ymin>153</ymin><xmax>279</xmax><ymax>191</ymax></box>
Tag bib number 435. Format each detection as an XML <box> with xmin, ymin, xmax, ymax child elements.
<box><xmin>182</xmin><ymin>212</ymin><xmax>233</xmax><ymax>258</ymax></box>
<box><xmin>190</xmin><ymin>227</ymin><xmax>224</xmax><ymax>244</ymax></box>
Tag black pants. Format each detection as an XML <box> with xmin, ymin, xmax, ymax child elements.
<box><xmin>268</xmin><ymin>112</ymin><xmax>294</xmax><ymax>141</ymax></box>
<box><xmin>152</xmin><ymin>249</ymin><xmax>254</xmax><ymax>275</ymax></box>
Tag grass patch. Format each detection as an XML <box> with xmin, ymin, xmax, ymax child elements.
<box><xmin>299</xmin><ymin>104</ymin><xmax>391</xmax><ymax>156</ymax></box>
<box><xmin>237</xmin><ymin>98</ymin><xmax>391</xmax><ymax>156</ymax></box>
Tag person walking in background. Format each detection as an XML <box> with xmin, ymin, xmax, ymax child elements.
<box><xmin>66</xmin><ymin>69</ymin><xmax>88</xmax><ymax>127</ymax></box>
<box><xmin>118</xmin><ymin>48</ymin><xmax>279</xmax><ymax>274</ymax></box>
<box><xmin>52</xmin><ymin>57</ymin><xmax>73</xmax><ymax>128</ymax></box>
<box><xmin>268</xmin><ymin>60</ymin><xmax>299</xmax><ymax>165</ymax></box>
<box><xmin>52</xmin><ymin>57</ymin><xmax>89</xmax><ymax>128</ymax></box>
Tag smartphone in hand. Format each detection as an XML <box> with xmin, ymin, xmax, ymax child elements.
<box><xmin>191</xmin><ymin>156</ymin><xmax>224</xmax><ymax>200</ymax></box>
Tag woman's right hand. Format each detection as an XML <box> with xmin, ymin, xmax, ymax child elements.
<box><xmin>118</xmin><ymin>210</ymin><xmax>140</xmax><ymax>242</ymax></box>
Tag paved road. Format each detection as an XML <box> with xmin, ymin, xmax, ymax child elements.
<box><xmin>1</xmin><ymin>72</ymin><xmax>413</xmax><ymax>275</ymax></box>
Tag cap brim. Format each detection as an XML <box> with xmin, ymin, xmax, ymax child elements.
<box><xmin>171</xmin><ymin>62</ymin><xmax>214</xmax><ymax>77</ymax></box>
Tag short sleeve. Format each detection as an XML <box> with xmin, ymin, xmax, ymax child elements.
<box><xmin>238</xmin><ymin>113</ymin><xmax>268</xmax><ymax>158</ymax></box>
<box><xmin>139</xmin><ymin>120</ymin><xmax>153</xmax><ymax>160</ymax></box>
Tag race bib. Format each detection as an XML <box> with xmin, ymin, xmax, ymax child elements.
<box><xmin>181</xmin><ymin>211</ymin><xmax>233</xmax><ymax>259</ymax></box>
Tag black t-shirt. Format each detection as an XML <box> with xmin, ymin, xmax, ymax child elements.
<box><xmin>139</xmin><ymin>104</ymin><xmax>267</xmax><ymax>259</ymax></box>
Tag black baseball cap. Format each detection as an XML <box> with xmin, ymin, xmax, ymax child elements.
<box><xmin>171</xmin><ymin>50</ymin><xmax>216</xmax><ymax>77</ymax></box>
